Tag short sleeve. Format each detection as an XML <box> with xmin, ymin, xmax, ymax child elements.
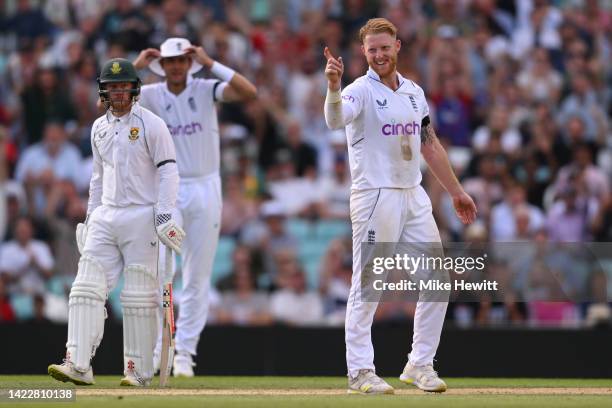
<box><xmin>147</xmin><ymin>114</ymin><xmax>177</xmax><ymax>167</ymax></box>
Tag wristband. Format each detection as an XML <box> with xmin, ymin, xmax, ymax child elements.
<box><xmin>210</xmin><ymin>61</ymin><xmax>236</xmax><ymax>82</ymax></box>
<box><xmin>326</xmin><ymin>88</ymin><xmax>342</xmax><ymax>104</ymax></box>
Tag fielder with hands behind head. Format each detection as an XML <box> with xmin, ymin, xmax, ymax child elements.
<box><xmin>324</xmin><ymin>18</ymin><xmax>477</xmax><ymax>394</ymax></box>
<box><xmin>48</xmin><ymin>58</ymin><xmax>185</xmax><ymax>387</ymax></box>
<box><xmin>133</xmin><ymin>38</ymin><xmax>257</xmax><ymax>377</ymax></box>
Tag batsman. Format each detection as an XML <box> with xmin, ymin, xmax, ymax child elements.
<box><xmin>48</xmin><ymin>58</ymin><xmax>185</xmax><ymax>386</ymax></box>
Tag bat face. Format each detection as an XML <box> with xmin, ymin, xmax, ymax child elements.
<box><xmin>159</xmin><ymin>282</ymin><xmax>175</xmax><ymax>387</ymax></box>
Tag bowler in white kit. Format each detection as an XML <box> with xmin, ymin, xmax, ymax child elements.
<box><xmin>324</xmin><ymin>18</ymin><xmax>477</xmax><ymax>394</ymax></box>
<box><xmin>134</xmin><ymin>38</ymin><xmax>257</xmax><ymax>376</ymax></box>
<box><xmin>48</xmin><ymin>58</ymin><xmax>185</xmax><ymax>386</ymax></box>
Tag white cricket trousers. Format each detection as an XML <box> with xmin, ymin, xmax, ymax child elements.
<box><xmin>345</xmin><ymin>186</ymin><xmax>448</xmax><ymax>377</ymax></box>
<box><xmin>158</xmin><ymin>174</ymin><xmax>222</xmax><ymax>356</ymax></box>
<box><xmin>85</xmin><ymin>204</ymin><xmax>158</xmax><ymax>291</ymax></box>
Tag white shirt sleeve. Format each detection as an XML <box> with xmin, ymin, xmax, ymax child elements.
<box><xmin>324</xmin><ymin>83</ymin><xmax>365</xmax><ymax>129</ymax></box>
<box><xmin>148</xmin><ymin>115</ymin><xmax>178</xmax><ymax>214</ymax></box>
<box><xmin>87</xmin><ymin>127</ymin><xmax>103</xmax><ymax>217</ymax></box>
<box><xmin>214</xmin><ymin>81</ymin><xmax>229</xmax><ymax>102</ymax></box>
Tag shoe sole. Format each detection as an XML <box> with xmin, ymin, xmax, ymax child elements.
<box><xmin>48</xmin><ymin>366</ymin><xmax>94</xmax><ymax>386</ymax></box>
<box><xmin>399</xmin><ymin>376</ymin><xmax>447</xmax><ymax>393</ymax></box>
<box><xmin>347</xmin><ymin>388</ymin><xmax>395</xmax><ymax>395</ymax></box>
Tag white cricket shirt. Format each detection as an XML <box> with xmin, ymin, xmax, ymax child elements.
<box><xmin>89</xmin><ymin>104</ymin><xmax>177</xmax><ymax>211</ymax></box>
<box><xmin>340</xmin><ymin>68</ymin><xmax>430</xmax><ymax>190</ymax></box>
<box><xmin>139</xmin><ymin>76</ymin><xmax>228</xmax><ymax>179</ymax></box>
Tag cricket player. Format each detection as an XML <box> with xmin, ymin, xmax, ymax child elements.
<box><xmin>324</xmin><ymin>18</ymin><xmax>477</xmax><ymax>394</ymax></box>
<box><xmin>133</xmin><ymin>38</ymin><xmax>257</xmax><ymax>376</ymax></box>
<box><xmin>48</xmin><ymin>58</ymin><xmax>185</xmax><ymax>386</ymax></box>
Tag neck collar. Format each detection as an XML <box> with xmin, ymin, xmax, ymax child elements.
<box><xmin>106</xmin><ymin>105</ymin><xmax>135</xmax><ymax>123</ymax></box>
<box><xmin>165</xmin><ymin>74</ymin><xmax>193</xmax><ymax>95</ymax></box>
<box><xmin>367</xmin><ymin>67</ymin><xmax>404</xmax><ymax>90</ymax></box>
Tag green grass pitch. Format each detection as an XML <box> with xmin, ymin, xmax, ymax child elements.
<box><xmin>1</xmin><ymin>376</ymin><xmax>610</xmax><ymax>407</ymax></box>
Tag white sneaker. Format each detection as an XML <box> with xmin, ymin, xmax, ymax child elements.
<box><xmin>120</xmin><ymin>372</ymin><xmax>151</xmax><ymax>387</ymax></box>
<box><xmin>172</xmin><ymin>352</ymin><xmax>195</xmax><ymax>377</ymax></box>
<box><xmin>48</xmin><ymin>359</ymin><xmax>95</xmax><ymax>386</ymax></box>
<box><xmin>399</xmin><ymin>361</ymin><xmax>447</xmax><ymax>392</ymax></box>
<box><xmin>347</xmin><ymin>369</ymin><xmax>394</xmax><ymax>395</ymax></box>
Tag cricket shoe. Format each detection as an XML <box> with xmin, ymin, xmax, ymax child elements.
<box><xmin>399</xmin><ymin>361</ymin><xmax>447</xmax><ymax>392</ymax></box>
<box><xmin>347</xmin><ymin>369</ymin><xmax>394</xmax><ymax>395</ymax></box>
<box><xmin>173</xmin><ymin>352</ymin><xmax>195</xmax><ymax>377</ymax></box>
<box><xmin>48</xmin><ymin>359</ymin><xmax>94</xmax><ymax>386</ymax></box>
<box><xmin>120</xmin><ymin>372</ymin><xmax>151</xmax><ymax>387</ymax></box>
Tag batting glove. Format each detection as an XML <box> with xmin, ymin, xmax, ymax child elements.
<box><xmin>75</xmin><ymin>219</ymin><xmax>88</xmax><ymax>255</ymax></box>
<box><xmin>156</xmin><ymin>213</ymin><xmax>186</xmax><ymax>254</ymax></box>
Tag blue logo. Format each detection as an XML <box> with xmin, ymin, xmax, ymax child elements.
<box><xmin>188</xmin><ymin>97</ymin><xmax>196</xmax><ymax>112</ymax></box>
<box><xmin>376</xmin><ymin>99</ymin><xmax>388</xmax><ymax>110</ymax></box>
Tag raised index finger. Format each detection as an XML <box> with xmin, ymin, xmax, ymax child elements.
<box><xmin>324</xmin><ymin>46</ymin><xmax>336</xmax><ymax>62</ymax></box>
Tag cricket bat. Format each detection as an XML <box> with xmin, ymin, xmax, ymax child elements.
<box><xmin>159</xmin><ymin>246</ymin><xmax>175</xmax><ymax>387</ymax></box>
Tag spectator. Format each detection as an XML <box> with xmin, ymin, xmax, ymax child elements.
<box><xmin>270</xmin><ymin>261</ymin><xmax>324</xmax><ymax>326</ymax></box>
<box><xmin>558</xmin><ymin>72</ymin><xmax>608</xmax><ymax>143</ymax></box>
<box><xmin>553</xmin><ymin>143</ymin><xmax>609</xmax><ymax>206</ymax></box>
<box><xmin>283</xmin><ymin>120</ymin><xmax>317</xmax><ymax>178</ymax></box>
<box><xmin>319</xmin><ymin>240</ymin><xmax>352</xmax><ymax>326</ymax></box>
<box><xmin>150</xmin><ymin>0</ymin><xmax>198</xmax><ymax>46</ymax></box>
<box><xmin>472</xmin><ymin>105</ymin><xmax>522</xmax><ymax>156</ymax></box>
<box><xmin>0</xmin><ymin>217</ymin><xmax>54</xmax><ymax>295</ymax></box>
<box><xmin>96</xmin><ymin>0</ymin><xmax>153</xmax><ymax>52</ymax></box>
<box><xmin>3</xmin><ymin>0</ymin><xmax>55</xmax><ymax>43</ymax></box>
<box><xmin>516</xmin><ymin>47</ymin><xmax>562</xmax><ymax>104</ymax></box>
<box><xmin>216</xmin><ymin>246</ymin><xmax>272</xmax><ymax>326</ymax></box>
<box><xmin>15</xmin><ymin>122</ymin><xmax>82</xmax><ymax>216</ymax></box>
<box><xmin>490</xmin><ymin>182</ymin><xmax>545</xmax><ymax>241</ymax></box>
<box><xmin>26</xmin><ymin>293</ymin><xmax>51</xmax><ymax>324</ymax></box>
<box><xmin>546</xmin><ymin>186</ymin><xmax>597</xmax><ymax>242</ymax></box>
<box><xmin>317</xmin><ymin>152</ymin><xmax>351</xmax><ymax>220</ymax></box>
<box><xmin>221</xmin><ymin>174</ymin><xmax>258</xmax><ymax>237</ymax></box>
<box><xmin>20</xmin><ymin>66</ymin><xmax>77</xmax><ymax>145</ymax></box>
<box><xmin>0</xmin><ymin>280</ymin><xmax>16</xmax><ymax>322</ymax></box>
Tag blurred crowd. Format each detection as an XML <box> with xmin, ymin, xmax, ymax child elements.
<box><xmin>0</xmin><ymin>0</ymin><xmax>611</xmax><ymax>328</ymax></box>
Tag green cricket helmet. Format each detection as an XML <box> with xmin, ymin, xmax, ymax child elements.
<box><xmin>97</xmin><ymin>58</ymin><xmax>141</xmax><ymax>103</ymax></box>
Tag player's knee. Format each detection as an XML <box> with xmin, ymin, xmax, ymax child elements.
<box><xmin>70</xmin><ymin>255</ymin><xmax>107</xmax><ymax>303</ymax></box>
<box><xmin>120</xmin><ymin>264</ymin><xmax>158</xmax><ymax>310</ymax></box>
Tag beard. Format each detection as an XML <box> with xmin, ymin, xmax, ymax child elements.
<box><xmin>369</xmin><ymin>56</ymin><xmax>397</xmax><ymax>78</ymax></box>
<box><xmin>108</xmin><ymin>96</ymin><xmax>133</xmax><ymax>112</ymax></box>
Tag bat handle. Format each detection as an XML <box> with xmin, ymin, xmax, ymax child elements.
<box><xmin>164</xmin><ymin>246</ymin><xmax>173</xmax><ymax>283</ymax></box>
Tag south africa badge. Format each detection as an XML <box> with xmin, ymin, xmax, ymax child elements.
<box><xmin>129</xmin><ymin>127</ymin><xmax>140</xmax><ymax>141</ymax></box>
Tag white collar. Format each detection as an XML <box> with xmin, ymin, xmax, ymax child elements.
<box><xmin>366</xmin><ymin>67</ymin><xmax>410</xmax><ymax>92</ymax></box>
<box><xmin>106</xmin><ymin>104</ymin><xmax>137</xmax><ymax>123</ymax></box>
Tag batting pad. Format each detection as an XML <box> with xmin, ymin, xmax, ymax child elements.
<box><xmin>67</xmin><ymin>256</ymin><xmax>108</xmax><ymax>372</ymax></box>
<box><xmin>121</xmin><ymin>264</ymin><xmax>159</xmax><ymax>381</ymax></box>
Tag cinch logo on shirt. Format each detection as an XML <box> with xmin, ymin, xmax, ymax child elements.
<box><xmin>381</xmin><ymin>121</ymin><xmax>421</xmax><ymax>136</ymax></box>
<box><xmin>168</xmin><ymin>122</ymin><xmax>203</xmax><ymax>136</ymax></box>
